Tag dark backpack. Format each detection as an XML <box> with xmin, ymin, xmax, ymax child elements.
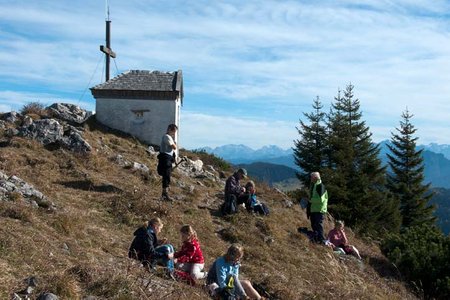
<box><xmin>221</xmin><ymin>194</ymin><xmax>238</xmax><ymax>216</ymax></box>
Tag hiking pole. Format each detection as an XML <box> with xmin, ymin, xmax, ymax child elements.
<box><xmin>172</xmin><ymin>156</ymin><xmax>188</xmax><ymax>170</ymax></box>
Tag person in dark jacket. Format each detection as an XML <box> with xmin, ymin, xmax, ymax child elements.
<box><xmin>224</xmin><ymin>168</ymin><xmax>248</xmax><ymax>205</ymax></box>
<box><xmin>157</xmin><ymin>124</ymin><xmax>178</xmax><ymax>201</ymax></box>
<box><xmin>128</xmin><ymin>217</ymin><xmax>175</xmax><ymax>276</ymax></box>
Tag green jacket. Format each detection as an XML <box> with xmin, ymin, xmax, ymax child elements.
<box><xmin>310</xmin><ymin>179</ymin><xmax>328</xmax><ymax>214</ymax></box>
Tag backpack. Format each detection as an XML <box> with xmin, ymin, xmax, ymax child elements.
<box><xmin>221</xmin><ymin>194</ymin><xmax>238</xmax><ymax>216</ymax></box>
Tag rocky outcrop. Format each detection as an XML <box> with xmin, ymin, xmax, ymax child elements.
<box><xmin>47</xmin><ymin>103</ymin><xmax>89</xmax><ymax>124</ymax></box>
<box><xmin>0</xmin><ymin>171</ymin><xmax>55</xmax><ymax>209</ymax></box>
<box><xmin>1</xmin><ymin>111</ymin><xmax>21</xmax><ymax>123</ymax></box>
<box><xmin>17</xmin><ymin>119</ymin><xmax>91</xmax><ymax>153</ymax></box>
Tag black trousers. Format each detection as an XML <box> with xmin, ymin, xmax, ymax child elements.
<box><xmin>157</xmin><ymin>153</ymin><xmax>173</xmax><ymax>189</ymax></box>
<box><xmin>310</xmin><ymin>212</ymin><xmax>325</xmax><ymax>242</ymax></box>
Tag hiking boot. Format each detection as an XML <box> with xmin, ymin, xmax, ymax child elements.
<box><xmin>161</xmin><ymin>192</ymin><xmax>173</xmax><ymax>202</ymax></box>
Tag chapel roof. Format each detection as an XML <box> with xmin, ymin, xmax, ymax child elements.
<box><xmin>90</xmin><ymin>70</ymin><xmax>183</xmax><ymax>102</ymax></box>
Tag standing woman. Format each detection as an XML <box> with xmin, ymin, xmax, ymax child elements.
<box><xmin>157</xmin><ymin>124</ymin><xmax>177</xmax><ymax>201</ymax></box>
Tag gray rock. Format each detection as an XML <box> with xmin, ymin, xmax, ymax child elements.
<box><xmin>113</xmin><ymin>154</ymin><xmax>131</xmax><ymax>167</ymax></box>
<box><xmin>18</xmin><ymin>119</ymin><xmax>64</xmax><ymax>145</ymax></box>
<box><xmin>132</xmin><ymin>162</ymin><xmax>150</xmax><ymax>174</ymax></box>
<box><xmin>17</xmin><ymin>119</ymin><xmax>91</xmax><ymax>153</ymax></box>
<box><xmin>22</xmin><ymin>115</ymin><xmax>33</xmax><ymax>127</ymax></box>
<box><xmin>62</xmin><ymin>127</ymin><xmax>92</xmax><ymax>152</ymax></box>
<box><xmin>37</xmin><ymin>293</ymin><xmax>59</xmax><ymax>300</ymax></box>
<box><xmin>1</xmin><ymin>111</ymin><xmax>21</xmax><ymax>123</ymax></box>
<box><xmin>147</xmin><ymin>146</ymin><xmax>158</xmax><ymax>156</ymax></box>
<box><xmin>0</xmin><ymin>172</ymin><xmax>54</xmax><ymax>208</ymax></box>
<box><xmin>0</xmin><ymin>120</ymin><xmax>6</xmax><ymax>129</ymax></box>
<box><xmin>5</xmin><ymin>127</ymin><xmax>19</xmax><ymax>137</ymax></box>
<box><xmin>47</xmin><ymin>103</ymin><xmax>88</xmax><ymax>124</ymax></box>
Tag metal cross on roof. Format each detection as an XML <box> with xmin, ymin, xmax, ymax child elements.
<box><xmin>100</xmin><ymin>19</ymin><xmax>116</xmax><ymax>82</ymax></box>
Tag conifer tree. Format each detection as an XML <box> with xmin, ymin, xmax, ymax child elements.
<box><xmin>387</xmin><ymin>109</ymin><xmax>436</xmax><ymax>228</ymax></box>
<box><xmin>326</xmin><ymin>84</ymin><xmax>401</xmax><ymax>235</ymax></box>
<box><xmin>293</xmin><ymin>96</ymin><xmax>328</xmax><ymax>186</ymax></box>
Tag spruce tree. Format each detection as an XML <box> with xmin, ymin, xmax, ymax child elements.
<box><xmin>293</xmin><ymin>96</ymin><xmax>328</xmax><ymax>187</ymax></box>
<box><xmin>326</xmin><ymin>84</ymin><xmax>401</xmax><ymax>236</ymax></box>
<box><xmin>387</xmin><ymin>109</ymin><xmax>436</xmax><ymax>228</ymax></box>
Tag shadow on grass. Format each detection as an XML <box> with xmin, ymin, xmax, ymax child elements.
<box><xmin>56</xmin><ymin>180</ymin><xmax>123</xmax><ymax>193</ymax></box>
<box><xmin>367</xmin><ymin>256</ymin><xmax>402</xmax><ymax>280</ymax></box>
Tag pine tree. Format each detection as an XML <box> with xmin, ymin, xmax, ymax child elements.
<box><xmin>293</xmin><ymin>96</ymin><xmax>328</xmax><ymax>187</ymax></box>
<box><xmin>387</xmin><ymin>109</ymin><xmax>436</xmax><ymax>228</ymax></box>
<box><xmin>326</xmin><ymin>84</ymin><xmax>401</xmax><ymax>236</ymax></box>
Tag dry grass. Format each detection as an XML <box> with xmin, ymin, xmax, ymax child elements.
<box><xmin>0</xmin><ymin>121</ymin><xmax>418</xmax><ymax>299</ymax></box>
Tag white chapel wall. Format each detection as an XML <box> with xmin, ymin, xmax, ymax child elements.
<box><xmin>96</xmin><ymin>98</ymin><xmax>177</xmax><ymax>147</ymax></box>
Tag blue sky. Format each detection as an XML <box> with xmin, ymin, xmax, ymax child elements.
<box><xmin>1</xmin><ymin>0</ymin><xmax>450</xmax><ymax>149</ymax></box>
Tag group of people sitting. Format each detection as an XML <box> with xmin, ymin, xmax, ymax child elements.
<box><xmin>222</xmin><ymin>168</ymin><xmax>269</xmax><ymax>216</ymax></box>
<box><xmin>128</xmin><ymin>217</ymin><xmax>263</xmax><ymax>299</ymax></box>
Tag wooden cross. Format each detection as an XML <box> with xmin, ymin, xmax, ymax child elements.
<box><xmin>100</xmin><ymin>20</ymin><xmax>116</xmax><ymax>82</ymax></box>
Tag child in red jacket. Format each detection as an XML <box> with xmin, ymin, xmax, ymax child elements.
<box><xmin>174</xmin><ymin>225</ymin><xmax>207</xmax><ymax>280</ymax></box>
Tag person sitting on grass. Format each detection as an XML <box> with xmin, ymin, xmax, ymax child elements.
<box><xmin>128</xmin><ymin>217</ymin><xmax>175</xmax><ymax>278</ymax></box>
<box><xmin>174</xmin><ymin>225</ymin><xmax>207</xmax><ymax>284</ymax></box>
<box><xmin>206</xmin><ymin>244</ymin><xmax>263</xmax><ymax>300</ymax></box>
<box><xmin>327</xmin><ymin>220</ymin><xmax>362</xmax><ymax>260</ymax></box>
<box><xmin>243</xmin><ymin>181</ymin><xmax>269</xmax><ymax>216</ymax></box>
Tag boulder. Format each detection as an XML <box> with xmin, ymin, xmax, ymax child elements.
<box><xmin>1</xmin><ymin>111</ymin><xmax>21</xmax><ymax>123</ymax></box>
<box><xmin>37</xmin><ymin>293</ymin><xmax>59</xmax><ymax>300</ymax></box>
<box><xmin>0</xmin><ymin>171</ymin><xmax>55</xmax><ymax>209</ymax></box>
<box><xmin>47</xmin><ymin>103</ymin><xmax>88</xmax><ymax>124</ymax></box>
<box><xmin>17</xmin><ymin>119</ymin><xmax>91</xmax><ymax>153</ymax></box>
<box><xmin>18</xmin><ymin>119</ymin><xmax>64</xmax><ymax>145</ymax></box>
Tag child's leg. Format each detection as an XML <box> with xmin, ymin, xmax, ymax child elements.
<box><xmin>190</xmin><ymin>263</ymin><xmax>207</xmax><ymax>279</ymax></box>
<box><xmin>240</xmin><ymin>279</ymin><xmax>262</xmax><ymax>299</ymax></box>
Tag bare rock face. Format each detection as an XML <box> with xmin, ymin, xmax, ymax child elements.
<box><xmin>17</xmin><ymin>119</ymin><xmax>91</xmax><ymax>153</ymax></box>
<box><xmin>47</xmin><ymin>103</ymin><xmax>88</xmax><ymax>124</ymax></box>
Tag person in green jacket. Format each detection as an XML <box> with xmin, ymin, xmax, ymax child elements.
<box><xmin>309</xmin><ymin>172</ymin><xmax>328</xmax><ymax>243</ymax></box>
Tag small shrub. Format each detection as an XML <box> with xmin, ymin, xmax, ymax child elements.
<box><xmin>20</xmin><ymin>102</ymin><xmax>46</xmax><ymax>117</ymax></box>
<box><xmin>381</xmin><ymin>224</ymin><xmax>450</xmax><ymax>299</ymax></box>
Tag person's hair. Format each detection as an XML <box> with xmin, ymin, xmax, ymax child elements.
<box><xmin>335</xmin><ymin>220</ymin><xmax>344</xmax><ymax>227</ymax></box>
<box><xmin>149</xmin><ymin>217</ymin><xmax>163</xmax><ymax>227</ymax></box>
<box><xmin>245</xmin><ymin>181</ymin><xmax>255</xmax><ymax>191</ymax></box>
<box><xmin>167</xmin><ymin>124</ymin><xmax>178</xmax><ymax>132</ymax></box>
<box><xmin>311</xmin><ymin>172</ymin><xmax>321</xmax><ymax>180</ymax></box>
<box><xmin>226</xmin><ymin>244</ymin><xmax>244</xmax><ymax>261</ymax></box>
<box><xmin>180</xmin><ymin>225</ymin><xmax>198</xmax><ymax>241</ymax></box>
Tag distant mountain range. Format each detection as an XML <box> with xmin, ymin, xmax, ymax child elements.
<box><xmin>200</xmin><ymin>142</ymin><xmax>450</xmax><ymax>189</ymax></box>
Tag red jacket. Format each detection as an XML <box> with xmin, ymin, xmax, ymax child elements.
<box><xmin>174</xmin><ymin>238</ymin><xmax>204</xmax><ymax>264</ymax></box>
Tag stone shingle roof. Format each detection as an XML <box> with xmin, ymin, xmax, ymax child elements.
<box><xmin>90</xmin><ymin>70</ymin><xmax>183</xmax><ymax>102</ymax></box>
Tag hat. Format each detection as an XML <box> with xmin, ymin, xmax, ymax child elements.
<box><xmin>237</xmin><ymin>168</ymin><xmax>247</xmax><ymax>177</ymax></box>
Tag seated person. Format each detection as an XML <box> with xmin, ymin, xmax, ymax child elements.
<box><xmin>225</xmin><ymin>168</ymin><xmax>248</xmax><ymax>205</ymax></box>
<box><xmin>327</xmin><ymin>220</ymin><xmax>362</xmax><ymax>260</ymax></box>
<box><xmin>174</xmin><ymin>225</ymin><xmax>207</xmax><ymax>282</ymax></box>
<box><xmin>128</xmin><ymin>217</ymin><xmax>175</xmax><ymax>277</ymax></box>
<box><xmin>243</xmin><ymin>181</ymin><xmax>269</xmax><ymax>215</ymax></box>
<box><xmin>207</xmin><ymin>244</ymin><xmax>262</xmax><ymax>300</ymax></box>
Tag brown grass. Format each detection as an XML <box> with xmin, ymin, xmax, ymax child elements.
<box><xmin>0</xmin><ymin>121</ymin><xmax>418</xmax><ymax>299</ymax></box>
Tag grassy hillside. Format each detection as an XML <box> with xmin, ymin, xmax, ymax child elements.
<box><xmin>0</xmin><ymin>117</ymin><xmax>417</xmax><ymax>299</ymax></box>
